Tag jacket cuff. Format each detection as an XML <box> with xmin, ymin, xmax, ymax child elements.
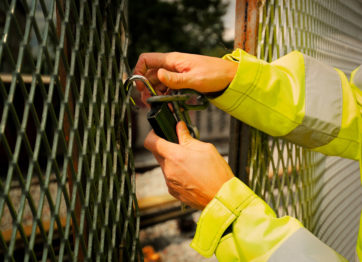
<box><xmin>190</xmin><ymin>177</ymin><xmax>257</xmax><ymax>257</ymax></box>
<box><xmin>210</xmin><ymin>49</ymin><xmax>263</xmax><ymax>112</ymax></box>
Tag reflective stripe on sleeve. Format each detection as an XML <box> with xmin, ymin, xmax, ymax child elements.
<box><xmin>268</xmin><ymin>228</ymin><xmax>347</xmax><ymax>262</ymax></box>
<box><xmin>283</xmin><ymin>55</ymin><xmax>343</xmax><ymax>148</ymax></box>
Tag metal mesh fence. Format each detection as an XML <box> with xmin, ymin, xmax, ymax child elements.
<box><xmin>0</xmin><ymin>0</ymin><xmax>142</xmax><ymax>261</ymax></box>
<box><xmin>247</xmin><ymin>0</ymin><xmax>362</xmax><ymax>260</ymax></box>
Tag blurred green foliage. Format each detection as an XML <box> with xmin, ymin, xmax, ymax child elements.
<box><xmin>128</xmin><ymin>0</ymin><xmax>233</xmax><ymax>67</ymax></box>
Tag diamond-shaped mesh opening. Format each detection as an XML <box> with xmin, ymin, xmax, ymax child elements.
<box><xmin>248</xmin><ymin>130</ymin><xmax>321</xmax><ymax>228</ymax></box>
<box><xmin>0</xmin><ymin>0</ymin><xmax>142</xmax><ymax>261</ymax></box>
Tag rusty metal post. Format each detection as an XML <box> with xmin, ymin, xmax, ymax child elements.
<box><xmin>228</xmin><ymin>0</ymin><xmax>260</xmax><ymax>184</ymax></box>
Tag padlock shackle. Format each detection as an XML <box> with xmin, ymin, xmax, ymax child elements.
<box><xmin>124</xmin><ymin>74</ymin><xmax>157</xmax><ymax>96</ymax></box>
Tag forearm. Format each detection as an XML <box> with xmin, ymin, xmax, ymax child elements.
<box><xmin>211</xmin><ymin>49</ymin><xmax>361</xmax><ymax>160</ymax></box>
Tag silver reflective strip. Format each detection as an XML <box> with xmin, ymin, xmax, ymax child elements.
<box><xmin>268</xmin><ymin>228</ymin><xmax>346</xmax><ymax>262</ymax></box>
<box><xmin>353</xmin><ymin>66</ymin><xmax>362</xmax><ymax>91</ymax></box>
<box><xmin>283</xmin><ymin>55</ymin><xmax>342</xmax><ymax>148</ymax></box>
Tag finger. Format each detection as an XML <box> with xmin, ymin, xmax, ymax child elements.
<box><xmin>176</xmin><ymin>121</ymin><xmax>193</xmax><ymax>145</ymax></box>
<box><xmin>144</xmin><ymin>130</ymin><xmax>180</xmax><ymax>158</ymax></box>
<box><xmin>134</xmin><ymin>53</ymin><xmax>165</xmax><ymax>92</ymax></box>
<box><xmin>134</xmin><ymin>69</ymin><xmax>159</xmax><ymax>93</ymax></box>
<box><xmin>145</xmin><ymin>68</ymin><xmax>161</xmax><ymax>86</ymax></box>
<box><xmin>141</xmin><ymin>91</ymin><xmax>151</xmax><ymax>108</ymax></box>
<box><xmin>134</xmin><ymin>53</ymin><xmax>175</xmax><ymax>76</ymax></box>
<box><xmin>134</xmin><ymin>53</ymin><xmax>178</xmax><ymax>93</ymax></box>
<box><xmin>158</xmin><ymin>68</ymin><xmax>190</xmax><ymax>90</ymax></box>
<box><xmin>153</xmin><ymin>83</ymin><xmax>168</xmax><ymax>94</ymax></box>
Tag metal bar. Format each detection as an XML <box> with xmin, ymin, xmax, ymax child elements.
<box><xmin>0</xmin><ymin>74</ymin><xmax>51</xmax><ymax>84</ymax></box>
<box><xmin>244</xmin><ymin>0</ymin><xmax>261</xmax><ymax>55</ymax></box>
<box><xmin>140</xmin><ymin>205</ymin><xmax>197</xmax><ymax>229</ymax></box>
<box><xmin>229</xmin><ymin>0</ymin><xmax>261</xmax><ymax>184</ymax></box>
<box><xmin>234</xmin><ymin>0</ymin><xmax>247</xmax><ymax>50</ymax></box>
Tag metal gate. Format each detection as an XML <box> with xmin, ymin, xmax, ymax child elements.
<box><xmin>232</xmin><ymin>0</ymin><xmax>362</xmax><ymax>260</ymax></box>
<box><xmin>0</xmin><ymin>0</ymin><xmax>142</xmax><ymax>261</ymax></box>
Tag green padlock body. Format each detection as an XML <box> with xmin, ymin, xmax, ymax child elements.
<box><xmin>147</xmin><ymin>102</ymin><xmax>178</xmax><ymax>143</ymax></box>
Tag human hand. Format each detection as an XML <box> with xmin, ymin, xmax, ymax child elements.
<box><xmin>144</xmin><ymin>121</ymin><xmax>234</xmax><ymax>210</ymax></box>
<box><xmin>134</xmin><ymin>52</ymin><xmax>238</xmax><ymax>104</ymax></box>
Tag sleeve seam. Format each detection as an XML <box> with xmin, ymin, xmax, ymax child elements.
<box><xmin>226</xmin><ymin>58</ymin><xmax>263</xmax><ymax>112</ymax></box>
<box><xmin>227</xmin><ymin>90</ymin><xmax>359</xmax><ymax>145</ymax></box>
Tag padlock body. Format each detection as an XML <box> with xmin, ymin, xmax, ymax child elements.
<box><xmin>147</xmin><ymin>103</ymin><xmax>178</xmax><ymax>143</ymax></box>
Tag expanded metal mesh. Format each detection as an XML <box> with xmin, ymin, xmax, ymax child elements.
<box><xmin>248</xmin><ymin>0</ymin><xmax>362</xmax><ymax>260</ymax></box>
<box><xmin>0</xmin><ymin>0</ymin><xmax>142</xmax><ymax>261</ymax></box>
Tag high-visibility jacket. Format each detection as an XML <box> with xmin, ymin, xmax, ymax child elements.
<box><xmin>190</xmin><ymin>49</ymin><xmax>362</xmax><ymax>261</ymax></box>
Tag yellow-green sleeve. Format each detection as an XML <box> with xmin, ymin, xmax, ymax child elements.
<box><xmin>191</xmin><ymin>49</ymin><xmax>362</xmax><ymax>261</ymax></box>
<box><xmin>190</xmin><ymin>178</ymin><xmax>346</xmax><ymax>261</ymax></box>
<box><xmin>212</xmin><ymin>49</ymin><xmax>361</xmax><ymax>161</ymax></box>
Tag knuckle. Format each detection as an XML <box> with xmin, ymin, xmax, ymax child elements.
<box><xmin>136</xmin><ymin>54</ymin><xmax>145</xmax><ymax>65</ymax></box>
<box><xmin>138</xmin><ymin>53</ymin><xmax>152</xmax><ymax>67</ymax></box>
<box><xmin>168</xmin><ymin>188</ymin><xmax>176</xmax><ymax>197</ymax></box>
<box><xmin>167</xmin><ymin>186</ymin><xmax>179</xmax><ymax>198</ymax></box>
<box><xmin>169</xmin><ymin>51</ymin><xmax>180</xmax><ymax>58</ymax></box>
<box><xmin>204</xmin><ymin>142</ymin><xmax>216</xmax><ymax>151</ymax></box>
<box><xmin>139</xmin><ymin>52</ymin><xmax>149</xmax><ymax>60</ymax></box>
<box><xmin>170</xmin><ymin>152</ymin><xmax>183</xmax><ymax>163</ymax></box>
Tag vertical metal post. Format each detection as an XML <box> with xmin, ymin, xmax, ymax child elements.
<box><xmin>228</xmin><ymin>0</ymin><xmax>260</xmax><ymax>184</ymax></box>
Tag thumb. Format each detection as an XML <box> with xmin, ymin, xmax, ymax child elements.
<box><xmin>177</xmin><ymin>121</ymin><xmax>193</xmax><ymax>145</ymax></box>
<box><xmin>144</xmin><ymin>130</ymin><xmax>179</xmax><ymax>158</ymax></box>
<box><xmin>158</xmin><ymin>68</ymin><xmax>187</xmax><ymax>90</ymax></box>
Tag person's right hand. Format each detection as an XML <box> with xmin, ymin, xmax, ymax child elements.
<box><xmin>133</xmin><ymin>52</ymin><xmax>238</xmax><ymax>104</ymax></box>
<box><xmin>144</xmin><ymin>121</ymin><xmax>235</xmax><ymax>210</ymax></box>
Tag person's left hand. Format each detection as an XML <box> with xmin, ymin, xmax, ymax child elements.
<box><xmin>144</xmin><ymin>121</ymin><xmax>234</xmax><ymax>210</ymax></box>
<box><xmin>133</xmin><ymin>52</ymin><xmax>238</xmax><ymax>105</ymax></box>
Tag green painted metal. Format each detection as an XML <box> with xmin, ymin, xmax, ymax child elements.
<box><xmin>0</xmin><ymin>0</ymin><xmax>142</xmax><ymax>261</ymax></box>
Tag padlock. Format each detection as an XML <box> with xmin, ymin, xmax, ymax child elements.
<box><xmin>124</xmin><ymin>75</ymin><xmax>179</xmax><ymax>143</ymax></box>
<box><xmin>124</xmin><ymin>75</ymin><xmax>208</xmax><ymax>143</ymax></box>
<box><xmin>147</xmin><ymin>102</ymin><xmax>178</xmax><ymax>143</ymax></box>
